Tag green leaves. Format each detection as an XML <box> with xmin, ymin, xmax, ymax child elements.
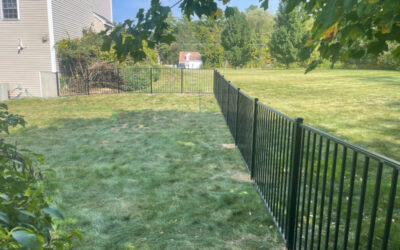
<box><xmin>0</xmin><ymin>104</ymin><xmax>25</xmax><ymax>134</ymax></box>
<box><xmin>102</xmin><ymin>0</ymin><xmax>174</xmax><ymax>63</ymax></box>
<box><xmin>260</xmin><ymin>0</ymin><xmax>269</xmax><ymax>10</ymax></box>
<box><xmin>11</xmin><ymin>230</ymin><xmax>41</xmax><ymax>250</ymax></box>
<box><xmin>343</xmin><ymin>0</ymin><xmax>357</xmax><ymax>12</ymax></box>
<box><xmin>269</xmin><ymin>3</ymin><xmax>310</xmax><ymax>68</ymax></box>
<box><xmin>222</xmin><ymin>10</ymin><xmax>254</xmax><ymax>68</ymax></box>
<box><xmin>42</xmin><ymin>208</ymin><xmax>64</xmax><ymax>220</ymax></box>
<box><xmin>224</xmin><ymin>7</ymin><xmax>237</xmax><ymax>18</ymax></box>
<box><xmin>305</xmin><ymin>60</ymin><xmax>322</xmax><ymax>74</ymax></box>
<box><xmin>180</xmin><ymin>0</ymin><xmax>220</xmax><ymax>19</ymax></box>
<box><xmin>1</xmin><ymin>107</ymin><xmax>80</xmax><ymax>249</ymax></box>
<box><xmin>0</xmin><ymin>212</ymin><xmax>9</xmax><ymax>225</ymax></box>
<box><xmin>57</xmin><ymin>30</ymin><xmax>114</xmax><ymax>78</ymax></box>
<box><xmin>278</xmin><ymin>0</ymin><xmax>400</xmax><ymax>72</ymax></box>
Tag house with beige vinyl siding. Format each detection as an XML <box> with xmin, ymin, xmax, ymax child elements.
<box><xmin>0</xmin><ymin>0</ymin><xmax>113</xmax><ymax>99</ymax></box>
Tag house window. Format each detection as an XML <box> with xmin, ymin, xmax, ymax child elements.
<box><xmin>2</xmin><ymin>0</ymin><xmax>19</xmax><ymax>20</ymax></box>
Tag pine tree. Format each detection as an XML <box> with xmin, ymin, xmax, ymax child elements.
<box><xmin>221</xmin><ymin>8</ymin><xmax>255</xmax><ymax>68</ymax></box>
<box><xmin>268</xmin><ymin>4</ymin><xmax>309</xmax><ymax>69</ymax></box>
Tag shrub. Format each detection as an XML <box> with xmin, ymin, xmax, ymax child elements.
<box><xmin>119</xmin><ymin>66</ymin><xmax>150</xmax><ymax>91</ymax></box>
<box><xmin>378</xmin><ymin>42</ymin><xmax>400</xmax><ymax>70</ymax></box>
<box><xmin>89</xmin><ymin>62</ymin><xmax>122</xmax><ymax>89</ymax></box>
<box><xmin>0</xmin><ymin>104</ymin><xmax>80</xmax><ymax>249</ymax></box>
<box><xmin>119</xmin><ymin>65</ymin><xmax>162</xmax><ymax>92</ymax></box>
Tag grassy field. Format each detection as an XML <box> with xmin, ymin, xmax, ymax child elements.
<box><xmin>5</xmin><ymin>94</ymin><xmax>284</xmax><ymax>249</ymax></box>
<box><xmin>219</xmin><ymin>69</ymin><xmax>400</xmax><ymax>161</ymax></box>
<box><xmin>219</xmin><ymin>69</ymin><xmax>400</xmax><ymax>249</ymax></box>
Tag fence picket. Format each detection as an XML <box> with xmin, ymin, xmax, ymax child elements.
<box><xmin>58</xmin><ymin>68</ymin><xmax>400</xmax><ymax>250</ymax></box>
<box><xmin>213</xmin><ymin>70</ymin><xmax>400</xmax><ymax>250</ymax></box>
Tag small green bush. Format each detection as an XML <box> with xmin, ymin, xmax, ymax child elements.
<box><xmin>120</xmin><ymin>67</ymin><xmax>150</xmax><ymax>91</ymax></box>
<box><xmin>119</xmin><ymin>65</ymin><xmax>162</xmax><ymax>92</ymax></box>
<box><xmin>0</xmin><ymin>104</ymin><xmax>80</xmax><ymax>249</ymax></box>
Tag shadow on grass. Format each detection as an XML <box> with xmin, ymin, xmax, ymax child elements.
<box><xmin>13</xmin><ymin>109</ymin><xmax>284</xmax><ymax>250</ymax></box>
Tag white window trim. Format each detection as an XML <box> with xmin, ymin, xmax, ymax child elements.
<box><xmin>1</xmin><ymin>0</ymin><xmax>20</xmax><ymax>21</ymax></box>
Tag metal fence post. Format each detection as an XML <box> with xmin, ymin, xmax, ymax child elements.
<box><xmin>150</xmin><ymin>68</ymin><xmax>153</xmax><ymax>94</ymax></box>
<box><xmin>226</xmin><ymin>83</ymin><xmax>230</xmax><ymax>122</ymax></box>
<box><xmin>181</xmin><ymin>68</ymin><xmax>184</xmax><ymax>94</ymax></box>
<box><xmin>117</xmin><ymin>68</ymin><xmax>121</xmax><ymax>94</ymax></box>
<box><xmin>287</xmin><ymin>117</ymin><xmax>304</xmax><ymax>250</ymax></box>
<box><xmin>86</xmin><ymin>68</ymin><xmax>90</xmax><ymax>95</ymax></box>
<box><xmin>213</xmin><ymin>69</ymin><xmax>216</xmax><ymax>96</ymax></box>
<box><xmin>235</xmin><ymin>88</ymin><xmax>240</xmax><ymax>145</ymax></box>
<box><xmin>55</xmin><ymin>72</ymin><xmax>60</xmax><ymax>97</ymax></box>
<box><xmin>250</xmin><ymin>98</ymin><xmax>259</xmax><ymax>179</ymax></box>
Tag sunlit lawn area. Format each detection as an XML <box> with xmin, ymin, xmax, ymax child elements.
<box><xmin>219</xmin><ymin>69</ymin><xmax>400</xmax><ymax>161</ymax></box>
<box><xmin>219</xmin><ymin>69</ymin><xmax>400</xmax><ymax>249</ymax></box>
<box><xmin>6</xmin><ymin>94</ymin><xmax>284</xmax><ymax>249</ymax></box>
<box><xmin>5</xmin><ymin>69</ymin><xmax>400</xmax><ymax>249</ymax></box>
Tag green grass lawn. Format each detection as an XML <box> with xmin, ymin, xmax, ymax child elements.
<box><xmin>219</xmin><ymin>68</ymin><xmax>400</xmax><ymax>249</ymax></box>
<box><xmin>219</xmin><ymin>69</ymin><xmax>400</xmax><ymax>162</ymax></box>
<box><xmin>5</xmin><ymin>94</ymin><xmax>284</xmax><ymax>249</ymax></box>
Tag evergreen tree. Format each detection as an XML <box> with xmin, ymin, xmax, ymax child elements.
<box><xmin>268</xmin><ymin>4</ymin><xmax>309</xmax><ymax>69</ymax></box>
<box><xmin>245</xmin><ymin>6</ymin><xmax>274</xmax><ymax>67</ymax></box>
<box><xmin>221</xmin><ymin>8</ymin><xmax>255</xmax><ymax>68</ymax></box>
<box><xmin>196</xmin><ymin>18</ymin><xmax>225</xmax><ymax>68</ymax></box>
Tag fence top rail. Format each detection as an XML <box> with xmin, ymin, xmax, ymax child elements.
<box><xmin>301</xmin><ymin>123</ymin><xmax>400</xmax><ymax>170</ymax></box>
<box><xmin>237</xmin><ymin>88</ymin><xmax>255</xmax><ymax>101</ymax></box>
<box><xmin>227</xmin><ymin>81</ymin><xmax>239</xmax><ymax>90</ymax></box>
<box><xmin>258</xmin><ymin>101</ymin><xmax>295</xmax><ymax>122</ymax></box>
<box><xmin>118</xmin><ymin>67</ymin><xmax>214</xmax><ymax>71</ymax></box>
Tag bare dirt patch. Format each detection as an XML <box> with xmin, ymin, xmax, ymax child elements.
<box><xmin>233</xmin><ymin>172</ymin><xmax>252</xmax><ymax>183</ymax></box>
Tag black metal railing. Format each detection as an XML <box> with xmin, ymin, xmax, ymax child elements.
<box><xmin>58</xmin><ymin>68</ymin><xmax>214</xmax><ymax>96</ymax></box>
<box><xmin>213</xmin><ymin>70</ymin><xmax>400</xmax><ymax>250</ymax></box>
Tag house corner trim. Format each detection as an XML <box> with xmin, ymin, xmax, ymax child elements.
<box><xmin>47</xmin><ymin>0</ymin><xmax>57</xmax><ymax>72</ymax></box>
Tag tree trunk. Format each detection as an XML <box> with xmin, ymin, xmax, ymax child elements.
<box><xmin>286</xmin><ymin>63</ymin><xmax>290</xmax><ymax>69</ymax></box>
<box><xmin>330</xmin><ymin>60</ymin><xmax>335</xmax><ymax>69</ymax></box>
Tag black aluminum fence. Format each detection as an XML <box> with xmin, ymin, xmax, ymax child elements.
<box><xmin>214</xmin><ymin>70</ymin><xmax>400</xmax><ymax>250</ymax></box>
<box><xmin>58</xmin><ymin>68</ymin><xmax>214</xmax><ymax>96</ymax></box>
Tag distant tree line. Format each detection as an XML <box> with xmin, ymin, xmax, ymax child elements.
<box><xmin>157</xmin><ymin>4</ymin><xmax>400</xmax><ymax>70</ymax></box>
<box><xmin>57</xmin><ymin>3</ymin><xmax>399</xmax><ymax>71</ymax></box>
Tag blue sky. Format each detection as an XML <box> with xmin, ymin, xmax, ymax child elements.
<box><xmin>112</xmin><ymin>0</ymin><xmax>280</xmax><ymax>23</ymax></box>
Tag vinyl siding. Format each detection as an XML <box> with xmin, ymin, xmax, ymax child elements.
<box><xmin>0</xmin><ymin>0</ymin><xmax>52</xmax><ymax>98</ymax></box>
<box><xmin>52</xmin><ymin>0</ymin><xmax>112</xmax><ymax>42</ymax></box>
<box><xmin>94</xmin><ymin>0</ymin><xmax>112</xmax><ymax>22</ymax></box>
<box><xmin>0</xmin><ymin>0</ymin><xmax>112</xmax><ymax>98</ymax></box>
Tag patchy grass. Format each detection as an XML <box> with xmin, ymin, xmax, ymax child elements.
<box><xmin>5</xmin><ymin>94</ymin><xmax>284</xmax><ymax>249</ymax></box>
<box><xmin>219</xmin><ymin>69</ymin><xmax>400</xmax><ymax>161</ymax></box>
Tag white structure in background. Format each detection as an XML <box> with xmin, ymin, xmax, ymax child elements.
<box><xmin>179</xmin><ymin>52</ymin><xmax>202</xmax><ymax>69</ymax></box>
<box><xmin>0</xmin><ymin>0</ymin><xmax>113</xmax><ymax>99</ymax></box>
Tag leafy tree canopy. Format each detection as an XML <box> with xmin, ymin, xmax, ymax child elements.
<box><xmin>282</xmin><ymin>0</ymin><xmax>400</xmax><ymax>71</ymax></box>
<box><xmin>104</xmin><ymin>0</ymin><xmax>399</xmax><ymax>70</ymax></box>
<box><xmin>102</xmin><ymin>0</ymin><xmax>174</xmax><ymax>63</ymax></box>
<box><xmin>103</xmin><ymin>0</ymin><xmax>267</xmax><ymax>63</ymax></box>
